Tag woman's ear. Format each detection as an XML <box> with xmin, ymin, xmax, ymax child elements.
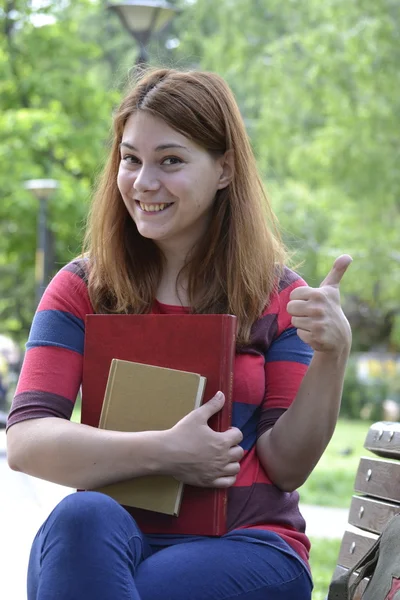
<box><xmin>217</xmin><ymin>150</ymin><xmax>234</xmax><ymax>190</ymax></box>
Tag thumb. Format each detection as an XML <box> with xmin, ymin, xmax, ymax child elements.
<box><xmin>320</xmin><ymin>254</ymin><xmax>353</xmax><ymax>288</ymax></box>
<box><xmin>198</xmin><ymin>391</ymin><xmax>225</xmax><ymax>420</ymax></box>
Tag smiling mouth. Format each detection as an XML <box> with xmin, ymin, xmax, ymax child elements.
<box><xmin>137</xmin><ymin>201</ymin><xmax>173</xmax><ymax>213</ymax></box>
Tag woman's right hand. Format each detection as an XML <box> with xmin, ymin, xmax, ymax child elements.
<box><xmin>164</xmin><ymin>392</ymin><xmax>244</xmax><ymax>488</ymax></box>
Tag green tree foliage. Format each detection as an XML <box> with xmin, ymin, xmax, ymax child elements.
<box><xmin>171</xmin><ymin>0</ymin><xmax>400</xmax><ymax>350</ymax></box>
<box><xmin>0</xmin><ymin>0</ymin><xmax>130</xmax><ymax>339</ymax></box>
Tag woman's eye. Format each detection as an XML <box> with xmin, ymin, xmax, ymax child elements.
<box><xmin>122</xmin><ymin>155</ymin><xmax>140</xmax><ymax>164</ymax></box>
<box><xmin>162</xmin><ymin>157</ymin><xmax>182</xmax><ymax>166</ymax></box>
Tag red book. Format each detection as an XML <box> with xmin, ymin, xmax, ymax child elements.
<box><xmin>81</xmin><ymin>313</ymin><xmax>237</xmax><ymax>536</ymax></box>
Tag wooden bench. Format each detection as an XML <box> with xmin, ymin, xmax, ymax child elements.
<box><xmin>330</xmin><ymin>421</ymin><xmax>400</xmax><ymax>599</ymax></box>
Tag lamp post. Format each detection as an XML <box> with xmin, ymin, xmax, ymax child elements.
<box><xmin>24</xmin><ymin>179</ymin><xmax>59</xmax><ymax>306</ymax></box>
<box><xmin>108</xmin><ymin>1</ymin><xmax>176</xmax><ymax>66</ymax></box>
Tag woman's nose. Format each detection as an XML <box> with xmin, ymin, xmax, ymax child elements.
<box><xmin>133</xmin><ymin>166</ymin><xmax>160</xmax><ymax>193</ymax></box>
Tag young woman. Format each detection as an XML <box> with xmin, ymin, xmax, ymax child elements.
<box><xmin>6</xmin><ymin>68</ymin><xmax>352</xmax><ymax>600</ymax></box>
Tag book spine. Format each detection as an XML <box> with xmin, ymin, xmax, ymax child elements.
<box><xmin>215</xmin><ymin>315</ymin><xmax>237</xmax><ymax>535</ymax></box>
<box><xmin>220</xmin><ymin>316</ymin><xmax>237</xmax><ymax>430</ymax></box>
<box><xmin>99</xmin><ymin>359</ymin><xmax>117</xmax><ymax>429</ymax></box>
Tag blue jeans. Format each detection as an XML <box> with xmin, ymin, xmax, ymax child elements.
<box><xmin>28</xmin><ymin>492</ymin><xmax>312</xmax><ymax>600</ymax></box>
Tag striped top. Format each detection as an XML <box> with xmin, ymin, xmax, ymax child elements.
<box><xmin>7</xmin><ymin>260</ymin><xmax>314</xmax><ymax>564</ymax></box>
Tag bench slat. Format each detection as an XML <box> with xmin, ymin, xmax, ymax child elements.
<box><xmin>354</xmin><ymin>457</ymin><xmax>400</xmax><ymax>502</ymax></box>
<box><xmin>348</xmin><ymin>495</ymin><xmax>400</xmax><ymax>534</ymax></box>
<box><xmin>364</xmin><ymin>421</ymin><xmax>400</xmax><ymax>458</ymax></box>
<box><xmin>331</xmin><ymin>565</ymin><xmax>369</xmax><ymax>600</ymax></box>
<box><xmin>338</xmin><ymin>528</ymin><xmax>378</xmax><ymax>570</ymax></box>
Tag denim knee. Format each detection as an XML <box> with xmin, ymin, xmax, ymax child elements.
<box><xmin>42</xmin><ymin>491</ymin><xmax>132</xmax><ymax>541</ymax></box>
<box><xmin>29</xmin><ymin>492</ymin><xmax>148</xmax><ymax>600</ymax></box>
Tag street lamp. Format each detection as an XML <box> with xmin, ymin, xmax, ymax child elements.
<box><xmin>108</xmin><ymin>1</ymin><xmax>177</xmax><ymax>65</ymax></box>
<box><xmin>24</xmin><ymin>179</ymin><xmax>59</xmax><ymax>306</ymax></box>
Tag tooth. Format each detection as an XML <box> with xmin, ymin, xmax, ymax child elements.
<box><xmin>139</xmin><ymin>202</ymin><xmax>171</xmax><ymax>212</ymax></box>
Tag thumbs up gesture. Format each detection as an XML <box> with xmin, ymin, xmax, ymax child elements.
<box><xmin>287</xmin><ymin>255</ymin><xmax>353</xmax><ymax>355</ymax></box>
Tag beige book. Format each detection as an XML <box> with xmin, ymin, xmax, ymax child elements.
<box><xmin>93</xmin><ymin>359</ymin><xmax>206</xmax><ymax>516</ymax></box>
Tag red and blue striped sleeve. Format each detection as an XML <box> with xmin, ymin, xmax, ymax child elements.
<box><xmin>6</xmin><ymin>260</ymin><xmax>93</xmax><ymax>430</ymax></box>
<box><xmin>257</xmin><ymin>268</ymin><xmax>314</xmax><ymax>437</ymax></box>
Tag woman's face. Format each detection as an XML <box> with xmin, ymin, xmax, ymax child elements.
<box><xmin>117</xmin><ymin>111</ymin><xmax>232</xmax><ymax>254</ymax></box>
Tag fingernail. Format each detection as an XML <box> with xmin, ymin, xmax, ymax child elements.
<box><xmin>216</xmin><ymin>391</ymin><xmax>223</xmax><ymax>400</ymax></box>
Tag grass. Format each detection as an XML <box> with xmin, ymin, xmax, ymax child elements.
<box><xmin>71</xmin><ymin>397</ymin><xmax>81</xmax><ymax>423</ymax></box>
<box><xmin>298</xmin><ymin>419</ymin><xmax>373</xmax><ymax>507</ymax></box>
<box><xmin>309</xmin><ymin>537</ymin><xmax>341</xmax><ymax>600</ymax></box>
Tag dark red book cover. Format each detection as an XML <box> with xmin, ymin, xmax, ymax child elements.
<box><xmin>81</xmin><ymin>314</ymin><xmax>237</xmax><ymax>536</ymax></box>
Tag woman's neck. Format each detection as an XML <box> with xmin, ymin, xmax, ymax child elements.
<box><xmin>154</xmin><ymin>238</ymin><xmax>200</xmax><ymax>306</ymax></box>
<box><xmin>155</xmin><ymin>253</ymin><xmax>187</xmax><ymax>306</ymax></box>
<box><xmin>156</xmin><ymin>276</ymin><xmax>189</xmax><ymax>307</ymax></box>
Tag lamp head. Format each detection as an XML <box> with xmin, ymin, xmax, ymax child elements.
<box><xmin>24</xmin><ymin>179</ymin><xmax>59</xmax><ymax>200</ymax></box>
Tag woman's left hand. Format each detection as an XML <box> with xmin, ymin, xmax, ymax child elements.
<box><xmin>287</xmin><ymin>255</ymin><xmax>353</xmax><ymax>356</ymax></box>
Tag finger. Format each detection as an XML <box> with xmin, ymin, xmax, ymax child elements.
<box><xmin>291</xmin><ymin>316</ymin><xmax>312</xmax><ymax>332</ymax></box>
<box><xmin>287</xmin><ymin>299</ymin><xmax>310</xmax><ymax>317</ymax></box>
<box><xmin>211</xmin><ymin>475</ymin><xmax>237</xmax><ymax>488</ymax></box>
<box><xmin>228</xmin><ymin>445</ymin><xmax>245</xmax><ymax>462</ymax></box>
<box><xmin>296</xmin><ymin>328</ymin><xmax>315</xmax><ymax>348</ymax></box>
<box><xmin>289</xmin><ymin>286</ymin><xmax>312</xmax><ymax>302</ymax></box>
<box><xmin>320</xmin><ymin>255</ymin><xmax>353</xmax><ymax>288</ymax></box>
<box><xmin>297</xmin><ymin>329</ymin><xmax>324</xmax><ymax>352</ymax></box>
<box><xmin>223</xmin><ymin>427</ymin><xmax>243</xmax><ymax>446</ymax></box>
<box><xmin>222</xmin><ymin>462</ymin><xmax>241</xmax><ymax>477</ymax></box>
<box><xmin>198</xmin><ymin>391</ymin><xmax>225</xmax><ymax>421</ymax></box>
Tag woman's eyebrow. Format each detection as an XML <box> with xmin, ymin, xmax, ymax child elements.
<box><xmin>119</xmin><ymin>142</ymin><xmax>190</xmax><ymax>152</ymax></box>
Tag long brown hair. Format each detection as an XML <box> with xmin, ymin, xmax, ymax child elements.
<box><xmin>83</xmin><ymin>68</ymin><xmax>286</xmax><ymax>345</ymax></box>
